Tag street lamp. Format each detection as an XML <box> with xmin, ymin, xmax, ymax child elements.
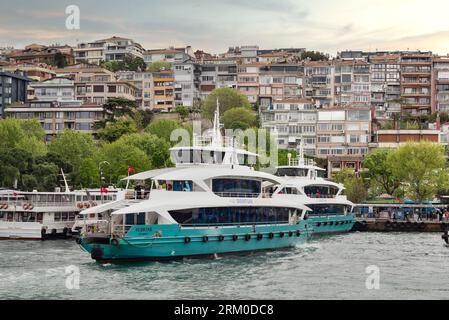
<box><xmin>98</xmin><ymin>161</ymin><xmax>111</xmax><ymax>185</ymax></box>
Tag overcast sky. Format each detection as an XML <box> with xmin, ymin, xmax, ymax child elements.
<box><xmin>1</xmin><ymin>0</ymin><xmax>449</xmax><ymax>56</ymax></box>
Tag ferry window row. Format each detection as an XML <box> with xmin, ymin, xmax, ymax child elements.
<box><xmin>212</xmin><ymin>179</ymin><xmax>261</xmax><ymax>197</ymax></box>
<box><xmin>169</xmin><ymin>206</ymin><xmax>300</xmax><ymax>226</ymax></box>
<box><xmin>307</xmin><ymin>204</ymin><xmax>351</xmax><ymax>215</ymax></box>
<box><xmin>304</xmin><ymin>185</ymin><xmax>339</xmax><ymax>198</ymax></box>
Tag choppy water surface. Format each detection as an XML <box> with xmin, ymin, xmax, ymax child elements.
<box><xmin>0</xmin><ymin>232</ymin><xmax>448</xmax><ymax>299</ymax></box>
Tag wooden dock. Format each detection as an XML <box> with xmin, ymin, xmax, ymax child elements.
<box><xmin>353</xmin><ymin>219</ymin><xmax>449</xmax><ymax>232</ymax></box>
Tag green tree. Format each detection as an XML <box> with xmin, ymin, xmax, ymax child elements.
<box><xmin>19</xmin><ymin>119</ymin><xmax>46</xmax><ymax>141</ymax></box>
<box><xmin>79</xmin><ymin>157</ymin><xmax>100</xmax><ymax>188</ymax></box>
<box><xmin>362</xmin><ymin>149</ymin><xmax>401</xmax><ymax>196</ymax></box>
<box><xmin>333</xmin><ymin>168</ymin><xmax>368</xmax><ymax>203</ymax></box>
<box><xmin>278</xmin><ymin>149</ymin><xmax>298</xmax><ymax>166</ymax></box>
<box><xmin>117</xmin><ymin>133</ymin><xmax>172</xmax><ymax>168</ymax></box>
<box><xmin>0</xmin><ymin>118</ymin><xmax>25</xmax><ymax>149</ymax></box>
<box><xmin>97</xmin><ymin>118</ymin><xmax>138</xmax><ymax>143</ymax></box>
<box><xmin>147</xmin><ymin>61</ymin><xmax>172</xmax><ymax>72</ymax></box>
<box><xmin>100</xmin><ymin>98</ymin><xmax>138</xmax><ymax>123</ymax></box>
<box><xmin>133</xmin><ymin>109</ymin><xmax>154</xmax><ymax>130</ymax></box>
<box><xmin>222</xmin><ymin>107</ymin><xmax>257</xmax><ymax>130</ymax></box>
<box><xmin>202</xmin><ymin>87</ymin><xmax>252</xmax><ymax>121</ymax></box>
<box><xmin>175</xmin><ymin>105</ymin><xmax>190</xmax><ymax>122</ymax></box>
<box><xmin>53</xmin><ymin>52</ymin><xmax>68</xmax><ymax>68</ymax></box>
<box><xmin>145</xmin><ymin>119</ymin><xmax>184</xmax><ymax>145</ymax></box>
<box><xmin>389</xmin><ymin>142</ymin><xmax>447</xmax><ymax>202</ymax></box>
<box><xmin>98</xmin><ymin>140</ymin><xmax>151</xmax><ymax>185</ymax></box>
<box><xmin>48</xmin><ymin>130</ymin><xmax>97</xmax><ymax>187</ymax></box>
<box><xmin>301</xmin><ymin>51</ymin><xmax>329</xmax><ymax>61</ymax></box>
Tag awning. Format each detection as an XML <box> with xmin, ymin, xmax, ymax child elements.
<box><xmin>121</xmin><ymin>167</ymin><xmax>180</xmax><ymax>181</ymax></box>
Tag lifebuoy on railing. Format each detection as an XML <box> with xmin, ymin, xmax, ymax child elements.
<box><xmin>23</xmin><ymin>203</ymin><xmax>29</xmax><ymax>210</ymax></box>
<box><xmin>77</xmin><ymin>202</ymin><xmax>83</xmax><ymax>209</ymax></box>
<box><xmin>28</xmin><ymin>204</ymin><xmax>34</xmax><ymax>210</ymax></box>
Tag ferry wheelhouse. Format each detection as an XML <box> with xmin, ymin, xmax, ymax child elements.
<box><xmin>272</xmin><ymin>149</ymin><xmax>355</xmax><ymax>235</ymax></box>
<box><xmin>78</xmin><ymin>105</ymin><xmax>314</xmax><ymax>262</ymax></box>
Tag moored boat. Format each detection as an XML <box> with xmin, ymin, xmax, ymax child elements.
<box><xmin>272</xmin><ymin>145</ymin><xmax>355</xmax><ymax>236</ymax></box>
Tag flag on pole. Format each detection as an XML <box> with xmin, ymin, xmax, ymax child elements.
<box><xmin>100</xmin><ymin>186</ymin><xmax>108</xmax><ymax>194</ymax></box>
<box><xmin>128</xmin><ymin>165</ymin><xmax>135</xmax><ymax>174</ymax></box>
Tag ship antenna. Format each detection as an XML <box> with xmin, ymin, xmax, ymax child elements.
<box><xmin>61</xmin><ymin>168</ymin><xmax>70</xmax><ymax>192</ymax></box>
<box><xmin>211</xmin><ymin>98</ymin><xmax>223</xmax><ymax>147</ymax></box>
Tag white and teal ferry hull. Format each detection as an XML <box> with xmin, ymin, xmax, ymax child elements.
<box><xmin>308</xmin><ymin>215</ymin><xmax>355</xmax><ymax>236</ymax></box>
<box><xmin>79</xmin><ymin>222</ymin><xmax>313</xmax><ymax>263</ymax></box>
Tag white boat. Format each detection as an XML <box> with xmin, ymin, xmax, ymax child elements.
<box><xmin>77</xmin><ymin>104</ymin><xmax>314</xmax><ymax>262</ymax></box>
<box><xmin>271</xmin><ymin>143</ymin><xmax>355</xmax><ymax>235</ymax></box>
<box><xmin>0</xmin><ymin>187</ymin><xmax>123</xmax><ymax>240</ymax></box>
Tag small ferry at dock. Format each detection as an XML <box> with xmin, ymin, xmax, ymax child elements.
<box><xmin>272</xmin><ymin>145</ymin><xmax>355</xmax><ymax>235</ymax></box>
<box><xmin>77</xmin><ymin>105</ymin><xmax>314</xmax><ymax>262</ymax></box>
<box><xmin>0</xmin><ymin>183</ymin><xmax>123</xmax><ymax>240</ymax></box>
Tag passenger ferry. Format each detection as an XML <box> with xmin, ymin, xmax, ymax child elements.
<box><xmin>77</xmin><ymin>105</ymin><xmax>314</xmax><ymax>262</ymax></box>
<box><xmin>0</xmin><ymin>182</ymin><xmax>123</xmax><ymax>240</ymax></box>
<box><xmin>272</xmin><ymin>144</ymin><xmax>355</xmax><ymax>235</ymax></box>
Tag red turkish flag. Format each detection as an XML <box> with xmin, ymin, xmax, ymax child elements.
<box><xmin>128</xmin><ymin>165</ymin><xmax>135</xmax><ymax>174</ymax></box>
<box><xmin>100</xmin><ymin>186</ymin><xmax>109</xmax><ymax>194</ymax></box>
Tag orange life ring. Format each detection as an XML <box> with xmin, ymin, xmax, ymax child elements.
<box><xmin>28</xmin><ymin>204</ymin><xmax>34</xmax><ymax>210</ymax></box>
<box><xmin>77</xmin><ymin>202</ymin><xmax>83</xmax><ymax>209</ymax></box>
<box><xmin>23</xmin><ymin>203</ymin><xmax>29</xmax><ymax>210</ymax></box>
<box><xmin>84</xmin><ymin>202</ymin><xmax>91</xmax><ymax>209</ymax></box>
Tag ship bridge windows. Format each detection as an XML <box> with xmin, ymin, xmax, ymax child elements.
<box><xmin>275</xmin><ymin>168</ymin><xmax>309</xmax><ymax>177</ymax></box>
<box><xmin>278</xmin><ymin>187</ymin><xmax>300</xmax><ymax>195</ymax></box>
<box><xmin>304</xmin><ymin>185</ymin><xmax>339</xmax><ymax>198</ymax></box>
<box><xmin>212</xmin><ymin>179</ymin><xmax>261</xmax><ymax>198</ymax></box>
<box><xmin>169</xmin><ymin>206</ymin><xmax>300</xmax><ymax>226</ymax></box>
<box><xmin>157</xmin><ymin>180</ymin><xmax>195</xmax><ymax>192</ymax></box>
<box><xmin>171</xmin><ymin>149</ymin><xmax>226</xmax><ymax>165</ymax></box>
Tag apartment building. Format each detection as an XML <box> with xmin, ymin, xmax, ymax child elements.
<box><xmin>173</xmin><ymin>60</ymin><xmax>201</xmax><ymax>107</ymax></box>
<box><xmin>7</xmin><ymin>44</ymin><xmax>75</xmax><ymax>66</ymax></box>
<box><xmin>29</xmin><ymin>77</ymin><xmax>77</xmax><ymax>103</ymax></box>
<box><xmin>316</xmin><ymin>106</ymin><xmax>371</xmax><ymax>177</ymax></box>
<box><xmin>304</xmin><ymin>61</ymin><xmax>334</xmax><ymax>108</ymax></box>
<box><xmin>432</xmin><ymin>56</ymin><xmax>449</xmax><ymax>113</ymax></box>
<box><xmin>400</xmin><ymin>51</ymin><xmax>433</xmax><ymax>115</ymax></box>
<box><xmin>5</xmin><ymin>101</ymin><xmax>104</xmax><ymax>141</ymax></box>
<box><xmin>334</xmin><ymin>60</ymin><xmax>371</xmax><ymax>107</ymax></box>
<box><xmin>237</xmin><ymin>63</ymin><xmax>265</xmax><ymax>104</ymax></box>
<box><xmin>74</xmin><ymin>69</ymin><xmax>137</xmax><ymax>105</ymax></box>
<box><xmin>0</xmin><ymin>71</ymin><xmax>30</xmax><ymax>117</ymax></box>
<box><xmin>199</xmin><ymin>58</ymin><xmax>237</xmax><ymax>99</ymax></box>
<box><xmin>1</xmin><ymin>63</ymin><xmax>56</xmax><ymax>82</ymax></box>
<box><xmin>373</xmin><ymin>129</ymin><xmax>441</xmax><ymax>149</ymax></box>
<box><xmin>152</xmin><ymin>71</ymin><xmax>175</xmax><ymax>111</ymax></box>
<box><xmin>116</xmin><ymin>71</ymin><xmax>153</xmax><ymax>109</ymax></box>
<box><xmin>144</xmin><ymin>47</ymin><xmax>194</xmax><ymax>66</ymax></box>
<box><xmin>260</xmin><ymin>98</ymin><xmax>317</xmax><ymax>155</ymax></box>
<box><xmin>74</xmin><ymin>36</ymin><xmax>145</xmax><ymax>64</ymax></box>
<box><xmin>368</xmin><ymin>54</ymin><xmax>401</xmax><ymax>120</ymax></box>
<box><xmin>258</xmin><ymin>64</ymin><xmax>304</xmax><ymax>111</ymax></box>
<box><xmin>223</xmin><ymin>46</ymin><xmax>259</xmax><ymax>64</ymax></box>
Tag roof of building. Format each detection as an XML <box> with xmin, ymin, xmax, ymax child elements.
<box><xmin>0</xmin><ymin>71</ymin><xmax>32</xmax><ymax>82</ymax></box>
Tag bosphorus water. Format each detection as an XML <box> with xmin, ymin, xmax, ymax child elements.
<box><xmin>1</xmin><ymin>232</ymin><xmax>448</xmax><ymax>300</ymax></box>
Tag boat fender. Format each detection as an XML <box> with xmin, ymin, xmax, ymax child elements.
<box><xmin>232</xmin><ymin>235</ymin><xmax>238</xmax><ymax>241</ymax></box>
<box><xmin>184</xmin><ymin>237</ymin><xmax>191</xmax><ymax>243</ymax></box>
<box><xmin>76</xmin><ymin>237</ymin><xmax>82</xmax><ymax>245</ymax></box>
<box><xmin>245</xmin><ymin>234</ymin><xmax>251</xmax><ymax>241</ymax></box>
<box><xmin>288</xmin><ymin>231</ymin><xmax>293</xmax><ymax>237</ymax></box>
<box><xmin>316</xmin><ymin>222</ymin><xmax>321</xmax><ymax>227</ymax></box>
<box><xmin>279</xmin><ymin>232</ymin><xmax>285</xmax><ymax>238</ymax></box>
<box><xmin>41</xmin><ymin>228</ymin><xmax>46</xmax><ymax>235</ymax></box>
<box><xmin>257</xmin><ymin>234</ymin><xmax>263</xmax><ymax>240</ymax></box>
<box><xmin>296</xmin><ymin>230</ymin><xmax>301</xmax><ymax>237</ymax></box>
<box><xmin>63</xmin><ymin>227</ymin><xmax>68</xmax><ymax>235</ymax></box>
<box><xmin>218</xmin><ymin>235</ymin><xmax>225</xmax><ymax>242</ymax></box>
<box><xmin>110</xmin><ymin>238</ymin><xmax>119</xmax><ymax>246</ymax></box>
<box><xmin>51</xmin><ymin>229</ymin><xmax>57</xmax><ymax>235</ymax></box>
<box><xmin>268</xmin><ymin>232</ymin><xmax>274</xmax><ymax>239</ymax></box>
<box><xmin>202</xmin><ymin>236</ymin><xmax>209</xmax><ymax>243</ymax></box>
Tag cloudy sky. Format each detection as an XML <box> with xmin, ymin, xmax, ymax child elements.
<box><xmin>1</xmin><ymin>0</ymin><xmax>449</xmax><ymax>56</ymax></box>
